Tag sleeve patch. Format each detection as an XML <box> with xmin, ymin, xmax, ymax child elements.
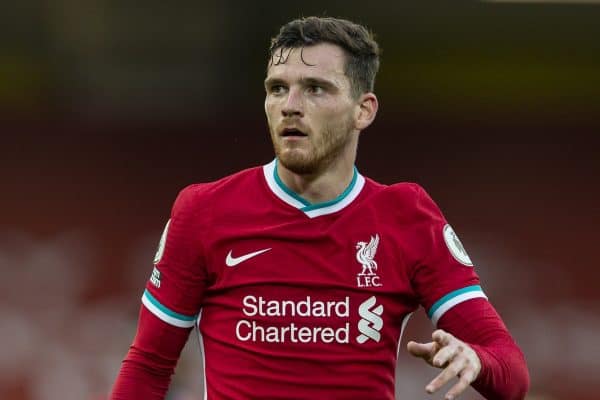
<box><xmin>427</xmin><ymin>285</ymin><xmax>487</xmax><ymax>327</ymax></box>
<box><xmin>153</xmin><ymin>219</ymin><xmax>171</xmax><ymax>265</ymax></box>
<box><xmin>141</xmin><ymin>289</ymin><xmax>198</xmax><ymax>328</ymax></box>
<box><xmin>150</xmin><ymin>267</ymin><xmax>161</xmax><ymax>288</ymax></box>
<box><xmin>443</xmin><ymin>224</ymin><xmax>473</xmax><ymax>266</ymax></box>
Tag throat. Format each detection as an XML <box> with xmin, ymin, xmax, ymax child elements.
<box><xmin>275</xmin><ymin>160</ymin><xmax>357</xmax><ymax>205</ymax></box>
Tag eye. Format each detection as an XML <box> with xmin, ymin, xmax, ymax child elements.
<box><xmin>308</xmin><ymin>85</ymin><xmax>323</xmax><ymax>94</ymax></box>
<box><xmin>269</xmin><ymin>84</ymin><xmax>286</xmax><ymax>95</ymax></box>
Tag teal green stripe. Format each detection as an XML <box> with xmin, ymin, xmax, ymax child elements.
<box><xmin>274</xmin><ymin>160</ymin><xmax>311</xmax><ymax>206</ymax></box>
<box><xmin>427</xmin><ymin>285</ymin><xmax>482</xmax><ymax>318</ymax></box>
<box><xmin>273</xmin><ymin>159</ymin><xmax>359</xmax><ymax>211</ymax></box>
<box><xmin>301</xmin><ymin>167</ymin><xmax>358</xmax><ymax>212</ymax></box>
<box><xmin>143</xmin><ymin>289</ymin><xmax>197</xmax><ymax>321</ymax></box>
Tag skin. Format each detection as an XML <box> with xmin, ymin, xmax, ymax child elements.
<box><xmin>264</xmin><ymin>42</ymin><xmax>377</xmax><ymax>204</ymax></box>
<box><xmin>407</xmin><ymin>330</ymin><xmax>482</xmax><ymax>400</ymax></box>
<box><xmin>264</xmin><ymin>42</ymin><xmax>481</xmax><ymax>399</ymax></box>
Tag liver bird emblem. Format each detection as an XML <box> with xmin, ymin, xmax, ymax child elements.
<box><xmin>356</xmin><ymin>234</ymin><xmax>380</xmax><ymax>276</ymax></box>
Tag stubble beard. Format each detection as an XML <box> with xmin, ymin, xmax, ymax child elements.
<box><xmin>272</xmin><ymin>116</ymin><xmax>355</xmax><ymax>175</ymax></box>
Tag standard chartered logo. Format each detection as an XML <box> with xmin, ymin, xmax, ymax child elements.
<box><xmin>235</xmin><ymin>295</ymin><xmax>384</xmax><ymax>345</ymax></box>
<box><xmin>236</xmin><ymin>295</ymin><xmax>350</xmax><ymax>344</ymax></box>
<box><xmin>356</xmin><ymin>296</ymin><xmax>384</xmax><ymax>343</ymax></box>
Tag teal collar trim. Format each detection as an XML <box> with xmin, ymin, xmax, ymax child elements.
<box><xmin>263</xmin><ymin>159</ymin><xmax>365</xmax><ymax>218</ymax></box>
<box><xmin>274</xmin><ymin>161</ymin><xmax>312</xmax><ymax>207</ymax></box>
<box><xmin>300</xmin><ymin>167</ymin><xmax>358</xmax><ymax>212</ymax></box>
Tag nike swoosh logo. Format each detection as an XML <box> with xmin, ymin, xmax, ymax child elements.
<box><xmin>226</xmin><ymin>248</ymin><xmax>271</xmax><ymax>267</ymax></box>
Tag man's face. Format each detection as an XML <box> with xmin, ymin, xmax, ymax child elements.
<box><xmin>264</xmin><ymin>43</ymin><xmax>359</xmax><ymax>175</ymax></box>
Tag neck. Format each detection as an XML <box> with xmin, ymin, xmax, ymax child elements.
<box><xmin>276</xmin><ymin>149</ymin><xmax>357</xmax><ymax>205</ymax></box>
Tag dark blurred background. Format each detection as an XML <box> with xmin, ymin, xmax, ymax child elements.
<box><xmin>1</xmin><ymin>1</ymin><xmax>599</xmax><ymax>399</ymax></box>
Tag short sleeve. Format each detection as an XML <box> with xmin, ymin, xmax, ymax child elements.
<box><xmin>141</xmin><ymin>184</ymin><xmax>209</xmax><ymax>328</ymax></box>
<box><xmin>408</xmin><ymin>185</ymin><xmax>487</xmax><ymax>327</ymax></box>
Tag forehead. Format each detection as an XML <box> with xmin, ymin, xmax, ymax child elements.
<box><xmin>266</xmin><ymin>42</ymin><xmax>347</xmax><ymax>82</ymax></box>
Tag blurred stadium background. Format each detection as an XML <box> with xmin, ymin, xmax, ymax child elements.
<box><xmin>1</xmin><ymin>1</ymin><xmax>599</xmax><ymax>399</ymax></box>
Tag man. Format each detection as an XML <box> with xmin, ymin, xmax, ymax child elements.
<box><xmin>111</xmin><ymin>16</ymin><xmax>529</xmax><ymax>400</ymax></box>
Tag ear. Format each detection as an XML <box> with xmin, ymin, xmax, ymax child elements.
<box><xmin>355</xmin><ymin>92</ymin><xmax>379</xmax><ymax>131</ymax></box>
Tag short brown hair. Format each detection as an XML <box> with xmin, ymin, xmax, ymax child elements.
<box><xmin>269</xmin><ymin>16</ymin><xmax>380</xmax><ymax>98</ymax></box>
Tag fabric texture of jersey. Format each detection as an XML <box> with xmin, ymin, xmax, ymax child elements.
<box><xmin>143</xmin><ymin>160</ymin><xmax>486</xmax><ymax>400</ymax></box>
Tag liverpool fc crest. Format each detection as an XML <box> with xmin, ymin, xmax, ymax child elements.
<box><xmin>356</xmin><ymin>234</ymin><xmax>382</xmax><ymax>287</ymax></box>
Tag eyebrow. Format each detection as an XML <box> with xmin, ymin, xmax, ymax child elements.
<box><xmin>264</xmin><ymin>77</ymin><xmax>285</xmax><ymax>89</ymax></box>
<box><xmin>301</xmin><ymin>77</ymin><xmax>337</xmax><ymax>89</ymax></box>
<box><xmin>264</xmin><ymin>76</ymin><xmax>339</xmax><ymax>90</ymax></box>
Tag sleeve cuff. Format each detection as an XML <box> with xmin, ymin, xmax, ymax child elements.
<box><xmin>427</xmin><ymin>285</ymin><xmax>488</xmax><ymax>327</ymax></box>
<box><xmin>141</xmin><ymin>289</ymin><xmax>198</xmax><ymax>328</ymax></box>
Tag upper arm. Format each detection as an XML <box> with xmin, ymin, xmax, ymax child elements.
<box><xmin>403</xmin><ymin>185</ymin><xmax>487</xmax><ymax>326</ymax></box>
<box><xmin>142</xmin><ymin>184</ymin><xmax>210</xmax><ymax>328</ymax></box>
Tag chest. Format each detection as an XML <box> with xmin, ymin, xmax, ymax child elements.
<box><xmin>202</xmin><ymin>205</ymin><xmax>413</xmax><ymax>298</ymax></box>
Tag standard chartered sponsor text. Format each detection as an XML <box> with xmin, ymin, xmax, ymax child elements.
<box><xmin>237</xmin><ymin>295</ymin><xmax>350</xmax><ymax>344</ymax></box>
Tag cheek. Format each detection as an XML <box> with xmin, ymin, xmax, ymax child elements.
<box><xmin>264</xmin><ymin>100</ymin><xmax>276</xmax><ymax>120</ymax></box>
<box><xmin>265</xmin><ymin>103</ymin><xmax>273</xmax><ymax>123</ymax></box>
<box><xmin>318</xmin><ymin>103</ymin><xmax>353</xmax><ymax>126</ymax></box>
<box><xmin>319</xmin><ymin>98</ymin><xmax>351</xmax><ymax>115</ymax></box>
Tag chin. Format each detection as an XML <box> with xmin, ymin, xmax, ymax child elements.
<box><xmin>278</xmin><ymin>152</ymin><xmax>319</xmax><ymax>175</ymax></box>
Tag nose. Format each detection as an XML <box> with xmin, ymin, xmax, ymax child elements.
<box><xmin>281</xmin><ymin>87</ymin><xmax>303</xmax><ymax>118</ymax></box>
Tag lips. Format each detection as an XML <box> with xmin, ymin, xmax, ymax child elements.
<box><xmin>280</xmin><ymin>127</ymin><xmax>308</xmax><ymax>137</ymax></box>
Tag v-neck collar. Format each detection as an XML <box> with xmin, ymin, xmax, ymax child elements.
<box><xmin>262</xmin><ymin>159</ymin><xmax>365</xmax><ymax>218</ymax></box>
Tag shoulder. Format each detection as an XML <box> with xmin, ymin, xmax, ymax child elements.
<box><xmin>362</xmin><ymin>179</ymin><xmax>444</xmax><ymax>224</ymax></box>
<box><xmin>387</xmin><ymin>182</ymin><xmax>426</xmax><ymax>198</ymax></box>
<box><xmin>173</xmin><ymin>165</ymin><xmax>263</xmax><ymax>214</ymax></box>
<box><xmin>386</xmin><ymin>181</ymin><xmax>441</xmax><ymax>208</ymax></box>
<box><xmin>366</xmin><ymin>179</ymin><xmax>430</xmax><ymax>206</ymax></box>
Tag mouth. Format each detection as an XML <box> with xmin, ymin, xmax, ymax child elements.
<box><xmin>280</xmin><ymin>128</ymin><xmax>308</xmax><ymax>138</ymax></box>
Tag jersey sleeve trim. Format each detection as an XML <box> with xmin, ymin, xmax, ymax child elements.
<box><xmin>427</xmin><ymin>285</ymin><xmax>488</xmax><ymax>327</ymax></box>
<box><xmin>141</xmin><ymin>289</ymin><xmax>198</xmax><ymax>328</ymax></box>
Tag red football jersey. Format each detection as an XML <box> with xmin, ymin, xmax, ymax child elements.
<box><xmin>142</xmin><ymin>159</ymin><xmax>486</xmax><ymax>399</ymax></box>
